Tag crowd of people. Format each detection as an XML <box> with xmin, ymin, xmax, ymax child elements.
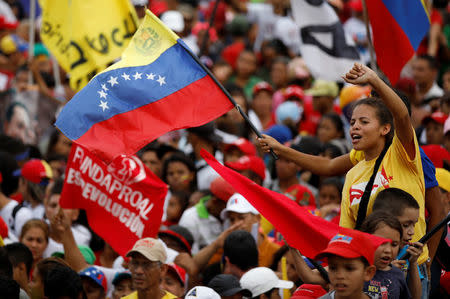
<box><xmin>0</xmin><ymin>0</ymin><xmax>449</xmax><ymax>298</ymax></box>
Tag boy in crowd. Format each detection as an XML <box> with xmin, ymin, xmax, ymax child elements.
<box><xmin>315</xmin><ymin>230</ymin><xmax>377</xmax><ymax>299</ymax></box>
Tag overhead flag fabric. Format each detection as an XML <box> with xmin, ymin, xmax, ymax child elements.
<box><xmin>365</xmin><ymin>0</ymin><xmax>430</xmax><ymax>84</ymax></box>
<box><xmin>290</xmin><ymin>0</ymin><xmax>362</xmax><ymax>82</ymax></box>
<box><xmin>60</xmin><ymin>144</ymin><xmax>168</xmax><ymax>256</ymax></box>
<box><xmin>200</xmin><ymin>149</ymin><xmax>389</xmax><ymax>259</ymax></box>
<box><xmin>55</xmin><ymin>10</ymin><xmax>234</xmax><ymax>162</ymax></box>
<box><xmin>39</xmin><ymin>0</ymin><xmax>138</xmax><ymax>90</ymax></box>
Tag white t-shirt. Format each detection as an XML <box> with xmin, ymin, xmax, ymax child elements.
<box><xmin>179</xmin><ymin>205</ymin><xmax>223</xmax><ymax>254</ymax></box>
<box><xmin>0</xmin><ymin>200</ymin><xmax>33</xmax><ymax>238</ymax></box>
<box><xmin>247</xmin><ymin>3</ymin><xmax>279</xmax><ymax>51</ymax></box>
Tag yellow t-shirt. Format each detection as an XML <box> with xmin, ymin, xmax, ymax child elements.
<box><xmin>121</xmin><ymin>291</ymin><xmax>177</xmax><ymax>299</ymax></box>
<box><xmin>341</xmin><ymin>132</ymin><xmax>428</xmax><ymax>264</ymax></box>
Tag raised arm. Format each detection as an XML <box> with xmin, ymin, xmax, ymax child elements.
<box><xmin>343</xmin><ymin>63</ymin><xmax>416</xmax><ymax>159</ymax></box>
<box><xmin>258</xmin><ymin>134</ymin><xmax>353</xmax><ymax>176</ymax></box>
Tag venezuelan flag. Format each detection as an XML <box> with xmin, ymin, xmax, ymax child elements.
<box><xmin>55</xmin><ymin>10</ymin><xmax>233</xmax><ymax>162</ymax></box>
<box><xmin>366</xmin><ymin>0</ymin><xmax>430</xmax><ymax>84</ymax></box>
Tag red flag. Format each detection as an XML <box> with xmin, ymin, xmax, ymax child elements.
<box><xmin>201</xmin><ymin>149</ymin><xmax>388</xmax><ymax>259</ymax></box>
<box><xmin>60</xmin><ymin>144</ymin><xmax>168</xmax><ymax>256</ymax></box>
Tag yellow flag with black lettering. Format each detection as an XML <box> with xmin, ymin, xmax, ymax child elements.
<box><xmin>39</xmin><ymin>0</ymin><xmax>138</xmax><ymax>91</ymax></box>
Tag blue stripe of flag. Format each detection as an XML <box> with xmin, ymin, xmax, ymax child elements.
<box><xmin>56</xmin><ymin>41</ymin><xmax>206</xmax><ymax>140</ymax></box>
<box><xmin>381</xmin><ymin>0</ymin><xmax>430</xmax><ymax>50</ymax></box>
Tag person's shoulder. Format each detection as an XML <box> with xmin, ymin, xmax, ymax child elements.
<box><xmin>121</xmin><ymin>291</ymin><xmax>138</xmax><ymax>299</ymax></box>
<box><xmin>162</xmin><ymin>291</ymin><xmax>179</xmax><ymax>299</ymax></box>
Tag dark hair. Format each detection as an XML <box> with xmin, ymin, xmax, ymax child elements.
<box><xmin>170</xmin><ymin>190</ymin><xmax>190</xmax><ymax>212</ymax></box>
<box><xmin>0</xmin><ymin>247</ymin><xmax>13</xmax><ymax>279</ymax></box>
<box><xmin>0</xmin><ymin>135</ymin><xmax>27</xmax><ymax>157</ymax></box>
<box><xmin>44</xmin><ymin>264</ymin><xmax>85</xmax><ymax>299</ymax></box>
<box><xmin>320</xmin><ymin>177</ymin><xmax>343</xmax><ymax>195</ymax></box>
<box><xmin>161</xmin><ymin>153</ymin><xmax>197</xmax><ymax>191</ymax></box>
<box><xmin>224</xmin><ymin>230</ymin><xmax>258</xmax><ymax>271</ymax></box>
<box><xmin>0</xmin><ymin>277</ymin><xmax>20</xmax><ymax>298</ymax></box>
<box><xmin>360</xmin><ymin>211</ymin><xmax>403</xmax><ymax>241</ymax></box>
<box><xmin>50</xmin><ymin>178</ymin><xmax>64</xmax><ymax>196</ymax></box>
<box><xmin>5</xmin><ymin>102</ymin><xmax>28</xmax><ymax>123</ymax></box>
<box><xmin>0</xmin><ymin>151</ymin><xmax>19</xmax><ymax>196</ymax></box>
<box><xmin>373</xmin><ymin>188</ymin><xmax>419</xmax><ymax>217</ymax></box>
<box><xmin>352</xmin><ymin>97</ymin><xmax>394</xmax><ymax>141</ymax></box>
<box><xmin>321</xmin><ymin>113</ymin><xmax>345</xmax><ymax>137</ymax></box>
<box><xmin>417</xmin><ymin>54</ymin><xmax>439</xmax><ymax>70</ymax></box>
<box><xmin>46</xmin><ymin>129</ymin><xmax>63</xmax><ymax>158</ymax></box>
<box><xmin>5</xmin><ymin>243</ymin><xmax>33</xmax><ymax>277</ymax></box>
<box><xmin>137</xmin><ymin>141</ymin><xmax>163</xmax><ymax>160</ymax></box>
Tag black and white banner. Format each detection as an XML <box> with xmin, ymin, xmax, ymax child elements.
<box><xmin>291</xmin><ymin>0</ymin><xmax>362</xmax><ymax>81</ymax></box>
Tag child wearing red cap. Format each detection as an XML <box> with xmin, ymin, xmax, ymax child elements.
<box><xmin>315</xmin><ymin>229</ymin><xmax>377</xmax><ymax>299</ymax></box>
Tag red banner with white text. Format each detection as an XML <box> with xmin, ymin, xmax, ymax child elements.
<box><xmin>60</xmin><ymin>144</ymin><xmax>168</xmax><ymax>256</ymax></box>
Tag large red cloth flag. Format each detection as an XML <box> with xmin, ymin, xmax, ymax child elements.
<box><xmin>201</xmin><ymin>149</ymin><xmax>388</xmax><ymax>259</ymax></box>
<box><xmin>60</xmin><ymin>144</ymin><xmax>168</xmax><ymax>256</ymax></box>
<box><xmin>55</xmin><ymin>10</ymin><xmax>233</xmax><ymax>162</ymax></box>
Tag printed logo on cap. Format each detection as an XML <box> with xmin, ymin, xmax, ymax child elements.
<box><xmin>135</xmin><ymin>238</ymin><xmax>155</xmax><ymax>248</ymax></box>
<box><xmin>187</xmin><ymin>288</ymin><xmax>197</xmax><ymax>296</ymax></box>
<box><xmin>329</xmin><ymin>234</ymin><xmax>353</xmax><ymax>244</ymax></box>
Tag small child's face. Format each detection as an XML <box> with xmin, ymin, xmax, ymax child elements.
<box><xmin>318</xmin><ymin>185</ymin><xmax>341</xmax><ymax>207</ymax></box>
<box><xmin>373</xmin><ymin>225</ymin><xmax>401</xmax><ymax>271</ymax></box>
<box><xmin>396</xmin><ymin>207</ymin><xmax>419</xmax><ymax>245</ymax></box>
<box><xmin>328</xmin><ymin>256</ymin><xmax>375</xmax><ymax>298</ymax></box>
<box><xmin>112</xmin><ymin>278</ymin><xmax>134</xmax><ymax>299</ymax></box>
<box><xmin>161</xmin><ymin>270</ymin><xmax>184</xmax><ymax>297</ymax></box>
<box><xmin>166</xmin><ymin>196</ymin><xmax>183</xmax><ymax>222</ymax></box>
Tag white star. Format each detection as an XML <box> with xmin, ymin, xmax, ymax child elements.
<box><xmin>107</xmin><ymin>76</ymin><xmax>118</xmax><ymax>87</ymax></box>
<box><xmin>157</xmin><ymin>75</ymin><xmax>166</xmax><ymax>86</ymax></box>
<box><xmin>101</xmin><ymin>84</ymin><xmax>109</xmax><ymax>91</ymax></box>
<box><xmin>121</xmin><ymin>73</ymin><xmax>131</xmax><ymax>80</ymax></box>
<box><xmin>98</xmin><ymin>89</ymin><xmax>107</xmax><ymax>99</ymax></box>
<box><xmin>133</xmin><ymin>72</ymin><xmax>142</xmax><ymax>80</ymax></box>
<box><xmin>146</xmin><ymin>73</ymin><xmax>155</xmax><ymax>80</ymax></box>
<box><xmin>99</xmin><ymin>100</ymin><xmax>109</xmax><ymax>112</ymax></box>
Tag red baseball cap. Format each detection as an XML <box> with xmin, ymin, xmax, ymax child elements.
<box><xmin>224</xmin><ymin>138</ymin><xmax>257</xmax><ymax>156</ymax></box>
<box><xmin>422</xmin><ymin>112</ymin><xmax>448</xmax><ymax>125</ymax></box>
<box><xmin>210</xmin><ymin>176</ymin><xmax>236</xmax><ymax>202</ymax></box>
<box><xmin>226</xmin><ymin>155</ymin><xmax>266</xmax><ymax>180</ymax></box>
<box><xmin>291</xmin><ymin>284</ymin><xmax>327</xmax><ymax>299</ymax></box>
<box><xmin>13</xmin><ymin>159</ymin><xmax>53</xmax><ymax>185</ymax></box>
<box><xmin>285</xmin><ymin>184</ymin><xmax>316</xmax><ymax>209</ymax></box>
<box><xmin>167</xmin><ymin>263</ymin><xmax>187</xmax><ymax>286</ymax></box>
<box><xmin>348</xmin><ymin>0</ymin><xmax>363</xmax><ymax>12</ymax></box>
<box><xmin>253</xmin><ymin>81</ymin><xmax>273</xmax><ymax>97</ymax></box>
<box><xmin>421</xmin><ymin>145</ymin><xmax>450</xmax><ymax>168</ymax></box>
<box><xmin>284</xmin><ymin>85</ymin><xmax>305</xmax><ymax>101</ymax></box>
<box><xmin>315</xmin><ymin>228</ymin><xmax>386</xmax><ymax>265</ymax></box>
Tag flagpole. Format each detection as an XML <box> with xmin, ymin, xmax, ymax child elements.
<box><xmin>28</xmin><ymin>0</ymin><xmax>36</xmax><ymax>84</ymax></box>
<box><xmin>361</xmin><ymin>0</ymin><xmax>377</xmax><ymax>71</ymax></box>
<box><xmin>180</xmin><ymin>41</ymin><xmax>279</xmax><ymax>159</ymax></box>
<box><xmin>199</xmin><ymin>0</ymin><xmax>221</xmax><ymax>57</ymax></box>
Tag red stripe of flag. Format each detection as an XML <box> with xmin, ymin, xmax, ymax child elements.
<box><xmin>77</xmin><ymin>76</ymin><xmax>233</xmax><ymax>161</ymax></box>
<box><xmin>367</xmin><ymin>0</ymin><xmax>415</xmax><ymax>84</ymax></box>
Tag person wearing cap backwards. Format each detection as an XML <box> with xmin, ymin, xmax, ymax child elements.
<box><xmin>240</xmin><ymin>267</ymin><xmax>294</xmax><ymax>299</ymax></box>
<box><xmin>421</xmin><ymin>111</ymin><xmax>448</xmax><ymax>145</ymax></box>
<box><xmin>79</xmin><ymin>266</ymin><xmax>108</xmax><ymax>299</ymax></box>
<box><xmin>179</xmin><ymin>176</ymin><xmax>236</xmax><ymax>254</ymax></box>
<box><xmin>186</xmin><ymin>122</ymin><xmax>222</xmax><ymax>190</ymax></box>
<box><xmin>14</xmin><ymin>159</ymin><xmax>53</xmax><ymax>219</ymax></box>
<box><xmin>248</xmin><ymin>81</ymin><xmax>275</xmax><ymax>132</ymax></box>
<box><xmin>222</xmin><ymin>193</ymin><xmax>279</xmax><ymax>267</ymax></box>
<box><xmin>161</xmin><ymin>262</ymin><xmax>186</xmax><ymax>297</ymax></box>
<box><xmin>122</xmin><ymin>238</ymin><xmax>177</xmax><ymax>299</ymax></box>
<box><xmin>225</xmin><ymin>155</ymin><xmax>266</xmax><ymax>186</ymax></box>
<box><xmin>0</xmin><ymin>151</ymin><xmax>33</xmax><ymax>239</ymax></box>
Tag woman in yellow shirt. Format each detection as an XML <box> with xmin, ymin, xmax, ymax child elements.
<box><xmin>258</xmin><ymin>63</ymin><xmax>427</xmax><ymax>264</ymax></box>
